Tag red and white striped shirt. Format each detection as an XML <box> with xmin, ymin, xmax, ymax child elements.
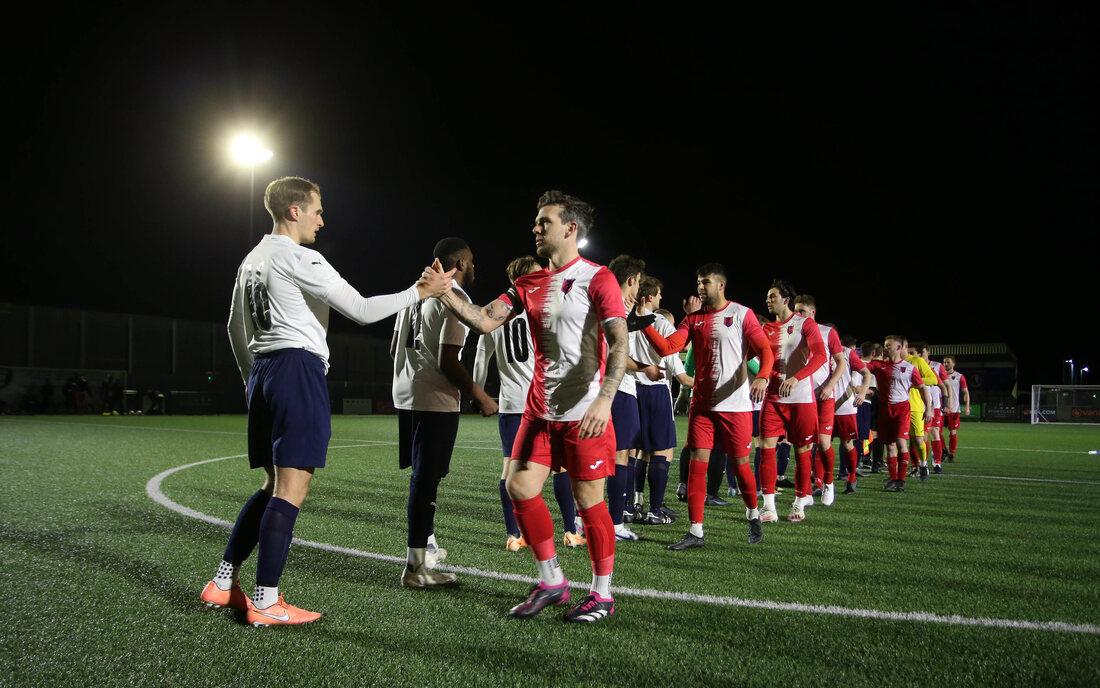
<box><xmin>866</xmin><ymin>359</ymin><xmax>923</xmax><ymax>404</ymax></box>
<box><xmin>670</xmin><ymin>302</ymin><xmax>764</xmax><ymax>412</ymax></box>
<box><xmin>497</xmin><ymin>256</ymin><xmax>625</xmax><ymax>422</ymax></box>
<box><xmin>943</xmin><ymin>370</ymin><xmax>968</xmax><ymax>413</ymax></box>
<box><xmin>763</xmin><ymin>313</ymin><xmax>828</xmax><ymax>404</ymax></box>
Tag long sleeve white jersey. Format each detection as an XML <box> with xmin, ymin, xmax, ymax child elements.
<box><xmin>227</xmin><ymin>234</ymin><xmax>419</xmax><ymax>381</ymax></box>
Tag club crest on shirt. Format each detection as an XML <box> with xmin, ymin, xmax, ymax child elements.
<box><xmin>561</xmin><ymin>278</ymin><xmax>575</xmax><ymax>295</ymax></box>
<box><xmin>724</xmin><ymin>316</ymin><xmax>734</xmax><ymax>327</ymax></box>
<box><xmin>787</xmin><ymin>325</ymin><xmax>794</xmax><ymax>335</ymax></box>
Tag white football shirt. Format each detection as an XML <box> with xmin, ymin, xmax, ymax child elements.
<box><xmin>473</xmin><ymin>311</ymin><xmax>534</xmax><ymax>415</ymax></box>
<box><xmin>392</xmin><ymin>284</ymin><xmax>471</xmax><ymax>413</ymax></box>
<box><xmin>227</xmin><ymin>234</ymin><xmax>419</xmax><ymax>381</ymax></box>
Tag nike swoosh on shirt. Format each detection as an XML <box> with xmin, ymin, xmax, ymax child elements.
<box><xmin>529</xmin><ymin>287</ymin><xmax>541</xmax><ymax>292</ymax></box>
<box><xmin>311</xmin><ymin>261</ymin><xmax>322</xmax><ymax>265</ymax></box>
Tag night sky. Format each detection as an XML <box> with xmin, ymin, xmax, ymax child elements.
<box><xmin>5</xmin><ymin>5</ymin><xmax>1096</xmax><ymax>387</ymax></box>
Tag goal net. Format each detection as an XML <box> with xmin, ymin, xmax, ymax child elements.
<box><xmin>1030</xmin><ymin>385</ymin><xmax>1100</xmax><ymax>424</ymax></box>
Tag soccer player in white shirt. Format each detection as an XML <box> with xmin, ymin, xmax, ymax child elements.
<box><xmin>393</xmin><ymin>237</ymin><xmax>498</xmax><ymax>588</ymax></box>
<box><xmin>203</xmin><ymin>177</ymin><xmax>453</xmax><ymax>626</ymax></box>
<box><xmin>631</xmin><ymin>277</ymin><xmax>681</xmax><ymax>525</ymax></box>
<box><xmin>473</xmin><ymin>256</ymin><xmax>585</xmax><ymax>551</ymax></box>
<box><xmin>431</xmin><ymin>190</ymin><xmax>629</xmax><ymax>623</ymax></box>
<box><xmin>606</xmin><ymin>254</ymin><xmax>649</xmax><ymax>541</ymax></box>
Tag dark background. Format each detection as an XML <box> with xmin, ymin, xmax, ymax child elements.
<box><xmin>4</xmin><ymin>4</ymin><xmax>1096</xmax><ymax>388</ymax></box>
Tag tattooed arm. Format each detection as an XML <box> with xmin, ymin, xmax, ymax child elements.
<box><xmin>578</xmin><ymin>317</ymin><xmax>628</xmax><ymax>439</ymax></box>
<box><xmin>438</xmin><ymin>291</ymin><xmax>512</xmax><ymax>334</ymax></box>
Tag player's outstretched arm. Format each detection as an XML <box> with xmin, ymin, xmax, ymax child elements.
<box><xmin>579</xmin><ymin>317</ymin><xmax>629</xmax><ymax>439</ymax></box>
<box><xmin>439</xmin><ymin>292</ymin><xmax>512</xmax><ymax>334</ymax></box>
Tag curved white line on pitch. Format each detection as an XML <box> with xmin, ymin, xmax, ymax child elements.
<box><xmin>147</xmin><ymin>449</ymin><xmax>1100</xmax><ymax>636</ymax></box>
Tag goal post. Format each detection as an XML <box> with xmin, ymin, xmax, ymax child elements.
<box><xmin>1030</xmin><ymin>385</ymin><xmax>1100</xmax><ymax>424</ymax></box>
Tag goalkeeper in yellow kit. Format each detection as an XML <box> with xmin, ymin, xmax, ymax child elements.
<box><xmin>904</xmin><ymin>338</ymin><xmax>945</xmax><ymax>481</ymax></box>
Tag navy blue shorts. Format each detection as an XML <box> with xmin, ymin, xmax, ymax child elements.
<box><xmin>857</xmin><ymin>402</ymin><xmax>873</xmax><ymax>442</ymax></box>
<box><xmin>246</xmin><ymin>348</ymin><xmax>331</xmax><ymax>470</ymax></box>
<box><xmin>499</xmin><ymin>413</ymin><xmax>523</xmax><ymax>457</ymax></box>
<box><xmin>611</xmin><ymin>391</ymin><xmax>641</xmax><ymax>451</ymax></box>
<box><xmin>636</xmin><ymin>384</ymin><xmax>676</xmax><ymax>452</ymax></box>
<box><xmin>398</xmin><ymin>409</ymin><xmax>459</xmax><ymax>480</ymax></box>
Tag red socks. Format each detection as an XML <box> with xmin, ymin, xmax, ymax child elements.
<box><xmin>732</xmin><ymin>459</ymin><xmax>758</xmax><ymax>509</ymax></box>
<box><xmin>579</xmin><ymin>502</ymin><xmax>615</xmax><ymax>576</ymax></box>
<box><xmin>899</xmin><ymin>451</ymin><xmax>911</xmax><ymax>482</ymax></box>
<box><xmin>846</xmin><ymin>446</ymin><xmax>859</xmax><ymax>483</ymax></box>
<box><xmin>932</xmin><ymin>439</ymin><xmax>943</xmax><ymax>465</ymax></box>
<box><xmin>513</xmin><ymin>495</ymin><xmax>556</xmax><ymax>561</ymax></box>
<box><xmin>795</xmin><ymin>448</ymin><xmax>813</xmax><ymax>497</ymax></box>
<box><xmin>821</xmin><ymin>446</ymin><xmax>835</xmax><ymax>485</ymax></box>
<box><xmin>949</xmin><ymin>434</ymin><xmax>958</xmax><ymax>454</ymax></box>
<box><xmin>687</xmin><ymin>459</ymin><xmax>708</xmax><ymax>524</ymax></box>
<box><xmin>759</xmin><ymin>447</ymin><xmax>778</xmax><ymax>495</ymax></box>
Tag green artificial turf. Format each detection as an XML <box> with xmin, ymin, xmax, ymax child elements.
<box><xmin>1</xmin><ymin>415</ymin><xmax>1098</xmax><ymax>687</ymax></box>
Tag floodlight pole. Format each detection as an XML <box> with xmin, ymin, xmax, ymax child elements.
<box><xmin>1066</xmin><ymin>359</ymin><xmax>1074</xmax><ymax>384</ymax></box>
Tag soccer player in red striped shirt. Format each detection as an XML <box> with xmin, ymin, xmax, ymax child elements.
<box><xmin>434</xmin><ymin>190</ymin><xmax>627</xmax><ymax>623</ymax></box>
<box><xmin>792</xmin><ymin>295</ymin><xmax>848</xmax><ymax>506</ymax></box>
<box><xmin>639</xmin><ymin>264</ymin><xmax>774</xmax><ymax>549</ymax></box>
<box><xmin>941</xmin><ymin>356</ymin><xmax>970</xmax><ymax>460</ymax></box>
<box><xmin>759</xmin><ymin>281</ymin><xmax>828</xmax><ymax>523</ymax></box>
<box><xmin>865</xmin><ymin>336</ymin><xmax>932</xmax><ymax>492</ymax></box>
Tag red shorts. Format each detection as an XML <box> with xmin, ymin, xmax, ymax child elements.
<box><xmin>760</xmin><ymin>399</ymin><xmax>818</xmax><ymax>445</ymax></box>
<box><xmin>930</xmin><ymin>408</ymin><xmax>943</xmax><ymax>429</ymax></box>
<box><xmin>834</xmin><ymin>412</ymin><xmax>859</xmax><ymax>442</ymax></box>
<box><xmin>817</xmin><ymin>397</ymin><xmax>836</xmax><ymax>437</ymax></box>
<box><xmin>687</xmin><ymin>410</ymin><xmax>753</xmax><ymax>458</ymax></box>
<box><xmin>945</xmin><ymin>412</ymin><xmax>961</xmax><ymax>430</ymax></box>
<box><xmin>510</xmin><ymin>413</ymin><xmax>617</xmax><ymax>481</ymax></box>
<box><xmin>877</xmin><ymin>401</ymin><xmax>912</xmax><ymax>444</ymax></box>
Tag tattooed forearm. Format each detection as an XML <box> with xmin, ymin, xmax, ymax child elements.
<box><xmin>599</xmin><ymin>317</ymin><xmax>629</xmax><ymax>401</ymax></box>
<box><xmin>441</xmin><ymin>292</ymin><xmax>509</xmax><ymax>334</ymax></box>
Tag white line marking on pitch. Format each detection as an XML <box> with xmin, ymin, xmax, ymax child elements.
<box><xmin>960</xmin><ymin>445</ymin><xmax>1086</xmax><ymax>455</ymax></box>
<box><xmin>948</xmin><ymin>474</ymin><xmax>1100</xmax><ymax>486</ymax></box>
<box><xmin>146</xmin><ymin>449</ymin><xmax>1100</xmax><ymax>636</ymax></box>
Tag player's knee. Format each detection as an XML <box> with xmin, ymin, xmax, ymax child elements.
<box><xmin>571</xmin><ymin>480</ymin><xmax>604</xmax><ymax>509</ymax></box>
<box><xmin>505</xmin><ymin>472</ymin><xmax>541</xmax><ymax>501</ymax></box>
